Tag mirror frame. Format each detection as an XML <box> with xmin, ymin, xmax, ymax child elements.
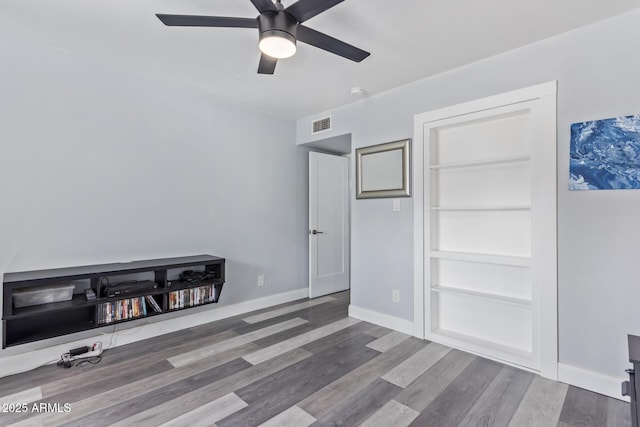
<box><xmin>355</xmin><ymin>138</ymin><xmax>411</xmax><ymax>199</ymax></box>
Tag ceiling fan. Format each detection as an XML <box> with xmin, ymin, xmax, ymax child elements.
<box><xmin>156</xmin><ymin>0</ymin><xmax>370</xmax><ymax>74</ymax></box>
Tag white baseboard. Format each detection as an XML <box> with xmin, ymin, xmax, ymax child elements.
<box><xmin>0</xmin><ymin>287</ymin><xmax>309</xmax><ymax>379</ymax></box>
<box><xmin>558</xmin><ymin>363</ymin><xmax>628</xmax><ymax>402</ymax></box>
<box><xmin>348</xmin><ymin>305</ymin><xmax>414</xmax><ymax>335</ymax></box>
<box><xmin>347</xmin><ymin>307</ymin><xmax>630</xmax><ymax>403</ymax></box>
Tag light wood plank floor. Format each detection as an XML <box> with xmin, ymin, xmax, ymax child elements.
<box><xmin>0</xmin><ymin>291</ymin><xmax>631</xmax><ymax>426</ymax></box>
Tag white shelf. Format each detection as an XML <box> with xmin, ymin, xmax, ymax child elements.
<box><xmin>430</xmin><ymin>205</ymin><xmax>530</xmax><ymax>211</ymax></box>
<box><xmin>430</xmin><ymin>155</ymin><xmax>530</xmax><ymax>170</ymax></box>
<box><xmin>429</xmin><ymin>250</ymin><xmax>531</xmax><ymax>267</ymax></box>
<box><xmin>429</xmin><ymin>328</ymin><xmax>534</xmax><ymax>363</ymax></box>
<box><xmin>431</xmin><ymin>285</ymin><xmax>531</xmax><ymax>307</ymax></box>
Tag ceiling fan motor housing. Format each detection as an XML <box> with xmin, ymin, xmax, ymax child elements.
<box><xmin>258</xmin><ymin>11</ymin><xmax>298</xmax><ymax>46</ymax></box>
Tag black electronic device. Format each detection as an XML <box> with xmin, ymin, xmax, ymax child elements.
<box><xmin>168</xmin><ymin>269</ymin><xmax>218</xmax><ymax>287</ymax></box>
<box><xmin>105</xmin><ymin>280</ymin><xmax>158</xmax><ymax>298</ymax></box>
<box><xmin>179</xmin><ymin>270</ymin><xmax>216</xmax><ymax>282</ymax></box>
<box><xmin>69</xmin><ymin>346</ymin><xmax>90</xmax><ymax>357</ymax></box>
<box><xmin>624</xmin><ymin>334</ymin><xmax>640</xmax><ymax>427</ymax></box>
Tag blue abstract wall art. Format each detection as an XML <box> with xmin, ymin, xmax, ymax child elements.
<box><xmin>570</xmin><ymin>114</ymin><xmax>640</xmax><ymax>190</ymax></box>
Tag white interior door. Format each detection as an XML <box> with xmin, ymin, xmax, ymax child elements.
<box><xmin>309</xmin><ymin>152</ymin><xmax>350</xmax><ymax>298</ymax></box>
<box><xmin>413</xmin><ymin>82</ymin><xmax>558</xmax><ymax>378</ymax></box>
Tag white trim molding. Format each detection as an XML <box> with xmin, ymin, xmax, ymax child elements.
<box><xmin>0</xmin><ymin>287</ymin><xmax>309</xmax><ymax>379</ymax></box>
<box><xmin>348</xmin><ymin>305</ymin><xmax>414</xmax><ymax>335</ymax></box>
<box><xmin>558</xmin><ymin>363</ymin><xmax>628</xmax><ymax>402</ymax></box>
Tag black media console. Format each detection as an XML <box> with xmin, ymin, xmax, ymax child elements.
<box><xmin>1</xmin><ymin>255</ymin><xmax>225</xmax><ymax>348</ymax></box>
<box><xmin>624</xmin><ymin>334</ymin><xmax>640</xmax><ymax>427</ymax></box>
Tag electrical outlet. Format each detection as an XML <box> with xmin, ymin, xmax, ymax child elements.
<box><xmin>392</xmin><ymin>289</ymin><xmax>400</xmax><ymax>303</ymax></box>
<box><xmin>257</xmin><ymin>274</ymin><xmax>265</xmax><ymax>287</ymax></box>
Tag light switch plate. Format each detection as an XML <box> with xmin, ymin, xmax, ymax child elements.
<box><xmin>393</xmin><ymin>199</ymin><xmax>401</xmax><ymax>212</ymax></box>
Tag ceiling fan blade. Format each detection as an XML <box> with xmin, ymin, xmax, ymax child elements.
<box><xmin>258</xmin><ymin>54</ymin><xmax>278</xmax><ymax>74</ymax></box>
<box><xmin>285</xmin><ymin>0</ymin><xmax>344</xmax><ymax>23</ymax></box>
<box><xmin>250</xmin><ymin>0</ymin><xmax>278</xmax><ymax>13</ymax></box>
<box><xmin>297</xmin><ymin>25</ymin><xmax>370</xmax><ymax>62</ymax></box>
<box><xmin>156</xmin><ymin>14</ymin><xmax>258</xmax><ymax>28</ymax></box>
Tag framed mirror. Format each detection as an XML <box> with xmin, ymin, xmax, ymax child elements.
<box><xmin>356</xmin><ymin>138</ymin><xmax>411</xmax><ymax>199</ymax></box>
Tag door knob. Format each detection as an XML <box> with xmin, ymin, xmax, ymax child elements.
<box><xmin>311</xmin><ymin>229</ymin><xmax>324</xmax><ymax>235</ymax></box>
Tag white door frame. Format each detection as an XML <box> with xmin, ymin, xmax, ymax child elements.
<box><xmin>412</xmin><ymin>81</ymin><xmax>558</xmax><ymax>379</ymax></box>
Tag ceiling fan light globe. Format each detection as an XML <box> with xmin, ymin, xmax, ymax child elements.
<box><xmin>259</xmin><ymin>32</ymin><xmax>297</xmax><ymax>59</ymax></box>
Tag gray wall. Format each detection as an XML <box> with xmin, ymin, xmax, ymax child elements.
<box><xmin>0</xmin><ymin>26</ymin><xmax>308</xmax><ymax>343</ymax></box>
<box><xmin>297</xmin><ymin>9</ymin><xmax>640</xmax><ymax>379</ymax></box>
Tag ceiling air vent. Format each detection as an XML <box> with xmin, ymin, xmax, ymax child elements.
<box><xmin>312</xmin><ymin>116</ymin><xmax>331</xmax><ymax>134</ymax></box>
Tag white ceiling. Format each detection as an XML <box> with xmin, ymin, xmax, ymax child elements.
<box><xmin>3</xmin><ymin>0</ymin><xmax>640</xmax><ymax>119</ymax></box>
